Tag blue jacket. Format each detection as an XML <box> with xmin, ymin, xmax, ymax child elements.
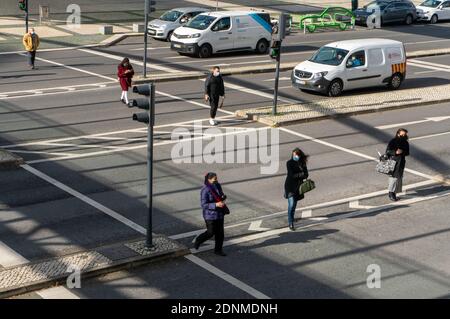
<box><xmin>201</xmin><ymin>183</ymin><xmax>226</xmax><ymax>220</ymax></box>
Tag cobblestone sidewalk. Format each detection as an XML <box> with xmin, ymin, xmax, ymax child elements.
<box><xmin>0</xmin><ymin>236</ymin><xmax>188</xmax><ymax>298</ymax></box>
<box><xmin>236</xmin><ymin>83</ymin><xmax>450</xmax><ymax>126</ymax></box>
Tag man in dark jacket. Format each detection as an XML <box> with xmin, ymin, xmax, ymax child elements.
<box><xmin>386</xmin><ymin>128</ymin><xmax>410</xmax><ymax>201</ymax></box>
<box><xmin>204</xmin><ymin>66</ymin><xmax>225</xmax><ymax>126</ymax></box>
<box><xmin>194</xmin><ymin>172</ymin><xmax>228</xmax><ymax>256</ymax></box>
<box><xmin>284</xmin><ymin>148</ymin><xmax>309</xmax><ymax>230</ymax></box>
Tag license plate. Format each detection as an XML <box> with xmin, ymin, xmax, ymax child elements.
<box><xmin>173</xmin><ymin>44</ymin><xmax>181</xmax><ymax>48</ymax></box>
<box><xmin>297</xmin><ymin>80</ymin><xmax>306</xmax><ymax>85</ymax></box>
<box><xmin>149</xmin><ymin>30</ymin><xmax>156</xmax><ymax>35</ymax></box>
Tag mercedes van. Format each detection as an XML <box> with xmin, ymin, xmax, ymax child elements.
<box><xmin>291</xmin><ymin>39</ymin><xmax>407</xmax><ymax>97</ymax></box>
<box><xmin>170</xmin><ymin>11</ymin><xmax>273</xmax><ymax>58</ymax></box>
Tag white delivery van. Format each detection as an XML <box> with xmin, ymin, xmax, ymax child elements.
<box><xmin>291</xmin><ymin>39</ymin><xmax>407</xmax><ymax>97</ymax></box>
<box><xmin>170</xmin><ymin>11</ymin><xmax>273</xmax><ymax>58</ymax></box>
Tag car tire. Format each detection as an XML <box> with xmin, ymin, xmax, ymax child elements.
<box><xmin>198</xmin><ymin>44</ymin><xmax>212</xmax><ymax>58</ymax></box>
<box><xmin>166</xmin><ymin>31</ymin><xmax>173</xmax><ymax>42</ymax></box>
<box><xmin>388</xmin><ymin>73</ymin><xmax>403</xmax><ymax>90</ymax></box>
<box><xmin>405</xmin><ymin>14</ymin><xmax>413</xmax><ymax>25</ymax></box>
<box><xmin>327</xmin><ymin>79</ymin><xmax>343</xmax><ymax>97</ymax></box>
<box><xmin>256</xmin><ymin>39</ymin><xmax>269</xmax><ymax>54</ymax></box>
<box><xmin>430</xmin><ymin>14</ymin><xmax>438</xmax><ymax>24</ymax></box>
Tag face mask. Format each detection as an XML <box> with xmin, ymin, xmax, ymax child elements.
<box><xmin>293</xmin><ymin>155</ymin><xmax>300</xmax><ymax>161</ymax></box>
<box><xmin>213</xmin><ymin>71</ymin><xmax>220</xmax><ymax>77</ymax></box>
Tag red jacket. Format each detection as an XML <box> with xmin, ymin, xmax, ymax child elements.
<box><xmin>118</xmin><ymin>64</ymin><xmax>134</xmax><ymax>91</ymax></box>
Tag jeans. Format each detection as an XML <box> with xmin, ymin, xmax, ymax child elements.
<box><xmin>195</xmin><ymin>219</ymin><xmax>224</xmax><ymax>252</ymax></box>
<box><xmin>287</xmin><ymin>196</ymin><xmax>298</xmax><ymax>225</ymax></box>
<box><xmin>27</xmin><ymin>51</ymin><xmax>36</xmax><ymax>67</ymax></box>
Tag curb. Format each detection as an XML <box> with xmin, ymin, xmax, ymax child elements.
<box><xmin>0</xmin><ymin>236</ymin><xmax>189</xmax><ymax>299</ymax></box>
<box><xmin>99</xmin><ymin>32</ymin><xmax>144</xmax><ymax>47</ymax></box>
<box><xmin>0</xmin><ymin>149</ymin><xmax>24</xmax><ymax>170</ymax></box>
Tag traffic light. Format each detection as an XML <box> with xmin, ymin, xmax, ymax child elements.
<box><xmin>270</xmin><ymin>40</ymin><xmax>281</xmax><ymax>60</ymax></box>
<box><xmin>128</xmin><ymin>84</ymin><xmax>155</xmax><ymax>125</ymax></box>
<box><xmin>18</xmin><ymin>0</ymin><xmax>27</xmax><ymax>11</ymax></box>
<box><xmin>145</xmin><ymin>0</ymin><xmax>156</xmax><ymax>15</ymax></box>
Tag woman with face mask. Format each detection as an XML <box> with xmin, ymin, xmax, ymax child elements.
<box><xmin>386</xmin><ymin>128</ymin><xmax>410</xmax><ymax>201</ymax></box>
<box><xmin>204</xmin><ymin>66</ymin><xmax>225</xmax><ymax>126</ymax></box>
<box><xmin>117</xmin><ymin>58</ymin><xmax>134</xmax><ymax>104</ymax></box>
<box><xmin>284</xmin><ymin>148</ymin><xmax>309</xmax><ymax>230</ymax></box>
<box><xmin>193</xmin><ymin>172</ymin><xmax>229</xmax><ymax>256</ymax></box>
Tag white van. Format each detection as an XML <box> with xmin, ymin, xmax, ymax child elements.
<box><xmin>170</xmin><ymin>11</ymin><xmax>273</xmax><ymax>58</ymax></box>
<box><xmin>291</xmin><ymin>39</ymin><xmax>407</xmax><ymax>97</ymax></box>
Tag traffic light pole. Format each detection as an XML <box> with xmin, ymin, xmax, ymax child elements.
<box><xmin>25</xmin><ymin>0</ymin><xmax>29</xmax><ymax>33</ymax></box>
<box><xmin>143</xmin><ymin>0</ymin><xmax>149</xmax><ymax>78</ymax></box>
<box><xmin>146</xmin><ymin>84</ymin><xmax>155</xmax><ymax>247</ymax></box>
<box><xmin>272</xmin><ymin>49</ymin><xmax>281</xmax><ymax>116</ymax></box>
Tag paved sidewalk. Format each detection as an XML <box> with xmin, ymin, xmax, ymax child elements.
<box><xmin>0</xmin><ymin>235</ymin><xmax>188</xmax><ymax>298</ymax></box>
<box><xmin>235</xmin><ymin>83</ymin><xmax>450</xmax><ymax>126</ymax></box>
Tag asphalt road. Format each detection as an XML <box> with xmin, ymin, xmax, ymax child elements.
<box><xmin>1</xmin><ymin>22</ymin><xmax>450</xmax><ymax>298</ymax></box>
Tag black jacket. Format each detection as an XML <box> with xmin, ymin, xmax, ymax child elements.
<box><xmin>284</xmin><ymin>159</ymin><xmax>309</xmax><ymax>200</ymax></box>
<box><xmin>386</xmin><ymin>137</ymin><xmax>410</xmax><ymax>178</ymax></box>
<box><xmin>205</xmin><ymin>74</ymin><xmax>225</xmax><ymax>98</ymax></box>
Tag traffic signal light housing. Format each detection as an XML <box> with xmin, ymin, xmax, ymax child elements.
<box><xmin>18</xmin><ymin>0</ymin><xmax>27</xmax><ymax>11</ymax></box>
<box><xmin>270</xmin><ymin>40</ymin><xmax>281</xmax><ymax>60</ymax></box>
<box><xmin>129</xmin><ymin>84</ymin><xmax>155</xmax><ymax>125</ymax></box>
<box><xmin>145</xmin><ymin>0</ymin><xmax>156</xmax><ymax>15</ymax></box>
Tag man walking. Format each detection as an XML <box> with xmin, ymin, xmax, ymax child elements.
<box><xmin>204</xmin><ymin>66</ymin><xmax>225</xmax><ymax>126</ymax></box>
<box><xmin>23</xmin><ymin>28</ymin><xmax>40</xmax><ymax>69</ymax></box>
<box><xmin>386</xmin><ymin>128</ymin><xmax>410</xmax><ymax>201</ymax></box>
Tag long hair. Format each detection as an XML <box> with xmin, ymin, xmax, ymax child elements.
<box><xmin>293</xmin><ymin>147</ymin><xmax>309</xmax><ymax>163</ymax></box>
<box><xmin>396</xmin><ymin>128</ymin><xmax>409</xmax><ymax>140</ymax></box>
<box><xmin>120</xmin><ymin>57</ymin><xmax>131</xmax><ymax>68</ymax></box>
<box><xmin>204</xmin><ymin>172</ymin><xmax>217</xmax><ymax>185</ymax></box>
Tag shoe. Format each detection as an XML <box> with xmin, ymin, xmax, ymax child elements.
<box><xmin>192</xmin><ymin>236</ymin><xmax>200</xmax><ymax>250</ymax></box>
<box><xmin>209</xmin><ymin>119</ymin><xmax>217</xmax><ymax>126</ymax></box>
<box><xmin>389</xmin><ymin>192</ymin><xmax>398</xmax><ymax>202</ymax></box>
<box><xmin>289</xmin><ymin>223</ymin><xmax>295</xmax><ymax>231</ymax></box>
<box><xmin>214</xmin><ymin>250</ymin><xmax>227</xmax><ymax>256</ymax></box>
<box><xmin>121</xmin><ymin>99</ymin><xmax>126</xmax><ymax>104</ymax></box>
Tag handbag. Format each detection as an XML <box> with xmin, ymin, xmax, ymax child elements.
<box><xmin>299</xmin><ymin>179</ymin><xmax>315</xmax><ymax>195</ymax></box>
<box><xmin>376</xmin><ymin>154</ymin><xmax>396</xmax><ymax>175</ymax></box>
<box><xmin>207</xmin><ymin>184</ymin><xmax>230</xmax><ymax>215</ymax></box>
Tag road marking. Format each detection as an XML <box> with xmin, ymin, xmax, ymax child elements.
<box><xmin>279</xmin><ymin>127</ymin><xmax>449</xmax><ymax>185</ymax></box>
<box><xmin>0</xmin><ymin>241</ymin><xmax>28</xmax><ymax>267</ymax></box>
<box><xmin>220</xmin><ymin>81</ymin><xmax>295</xmax><ymax>104</ymax></box>
<box><xmin>21</xmin><ymin>164</ymin><xmax>147</xmax><ymax>235</ymax></box>
<box><xmin>185</xmin><ymin>254</ymin><xmax>270</xmax><ymax>299</ymax></box>
<box><xmin>264</xmin><ymin>77</ymin><xmax>291</xmax><ymax>82</ymax></box>
<box><xmin>130</xmin><ymin>46</ymin><xmax>171</xmax><ymax>51</ymax></box>
<box><xmin>301</xmin><ymin>210</ymin><xmax>312</xmax><ymax>218</ymax></box>
<box><xmin>410</xmin><ymin>131</ymin><xmax>450</xmax><ymax>141</ymax></box>
<box><xmin>375</xmin><ymin>116</ymin><xmax>450</xmax><ymax>130</ymax></box>
<box><xmin>349</xmin><ymin>200</ymin><xmax>375</xmax><ymax>210</ymax></box>
<box><xmin>9</xmin><ymin>150</ymin><xmax>77</xmax><ymax>157</ymax></box>
<box><xmin>408</xmin><ymin>62</ymin><xmax>450</xmax><ymax>73</ymax></box>
<box><xmin>0</xmin><ymin>44</ymin><xmax>100</xmax><ymax>55</ymax></box>
<box><xmin>248</xmin><ymin>220</ymin><xmax>270</xmax><ymax>232</ymax></box>
<box><xmin>36</xmin><ymin>286</ymin><xmax>80</xmax><ymax>299</ymax></box>
<box><xmin>78</xmin><ymin>48</ymin><xmax>180</xmax><ymax>74</ymax></box>
<box><xmin>409</xmin><ymin>59</ymin><xmax>450</xmax><ymax>70</ymax></box>
<box><xmin>405</xmin><ymin>39</ymin><xmax>450</xmax><ymax>45</ymax></box>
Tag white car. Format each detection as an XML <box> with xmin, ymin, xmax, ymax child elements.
<box><xmin>416</xmin><ymin>0</ymin><xmax>450</xmax><ymax>23</ymax></box>
<box><xmin>292</xmin><ymin>39</ymin><xmax>407</xmax><ymax>97</ymax></box>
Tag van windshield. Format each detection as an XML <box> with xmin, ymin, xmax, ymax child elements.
<box><xmin>309</xmin><ymin>47</ymin><xmax>349</xmax><ymax>66</ymax></box>
<box><xmin>160</xmin><ymin>10</ymin><xmax>183</xmax><ymax>22</ymax></box>
<box><xmin>185</xmin><ymin>15</ymin><xmax>217</xmax><ymax>30</ymax></box>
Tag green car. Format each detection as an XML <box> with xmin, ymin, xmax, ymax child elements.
<box><xmin>293</xmin><ymin>7</ymin><xmax>356</xmax><ymax>32</ymax></box>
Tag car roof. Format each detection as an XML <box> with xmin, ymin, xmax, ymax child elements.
<box><xmin>170</xmin><ymin>7</ymin><xmax>210</xmax><ymax>12</ymax></box>
<box><xmin>197</xmin><ymin>10</ymin><xmax>269</xmax><ymax>18</ymax></box>
<box><xmin>326</xmin><ymin>39</ymin><xmax>403</xmax><ymax>51</ymax></box>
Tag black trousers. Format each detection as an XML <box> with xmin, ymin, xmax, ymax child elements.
<box><xmin>27</xmin><ymin>51</ymin><xmax>36</xmax><ymax>66</ymax></box>
<box><xmin>196</xmin><ymin>219</ymin><xmax>224</xmax><ymax>252</ymax></box>
<box><xmin>209</xmin><ymin>96</ymin><xmax>220</xmax><ymax>119</ymax></box>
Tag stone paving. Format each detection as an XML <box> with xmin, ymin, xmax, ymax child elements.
<box><xmin>236</xmin><ymin>83</ymin><xmax>450</xmax><ymax>126</ymax></box>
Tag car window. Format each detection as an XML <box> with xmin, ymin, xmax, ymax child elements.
<box><xmin>185</xmin><ymin>15</ymin><xmax>216</xmax><ymax>30</ymax></box>
<box><xmin>346</xmin><ymin>50</ymin><xmax>366</xmax><ymax>68</ymax></box>
<box><xmin>309</xmin><ymin>47</ymin><xmax>349</xmax><ymax>66</ymax></box>
<box><xmin>212</xmin><ymin>17</ymin><xmax>231</xmax><ymax>31</ymax></box>
<box><xmin>257</xmin><ymin>13</ymin><xmax>271</xmax><ymax>25</ymax></box>
<box><xmin>443</xmin><ymin>1</ymin><xmax>450</xmax><ymax>7</ymax></box>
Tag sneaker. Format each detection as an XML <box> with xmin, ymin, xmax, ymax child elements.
<box><xmin>389</xmin><ymin>192</ymin><xmax>398</xmax><ymax>202</ymax></box>
<box><xmin>121</xmin><ymin>99</ymin><xmax>126</xmax><ymax>104</ymax></box>
<box><xmin>209</xmin><ymin>119</ymin><xmax>216</xmax><ymax>126</ymax></box>
<box><xmin>214</xmin><ymin>250</ymin><xmax>227</xmax><ymax>256</ymax></box>
<box><xmin>289</xmin><ymin>224</ymin><xmax>295</xmax><ymax>231</ymax></box>
<box><xmin>192</xmin><ymin>235</ymin><xmax>200</xmax><ymax>250</ymax></box>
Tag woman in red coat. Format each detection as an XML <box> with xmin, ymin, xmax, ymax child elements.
<box><xmin>117</xmin><ymin>57</ymin><xmax>134</xmax><ymax>104</ymax></box>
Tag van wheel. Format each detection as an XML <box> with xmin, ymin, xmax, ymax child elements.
<box><xmin>166</xmin><ymin>31</ymin><xmax>173</xmax><ymax>42</ymax></box>
<box><xmin>198</xmin><ymin>44</ymin><xmax>212</xmax><ymax>58</ymax></box>
<box><xmin>328</xmin><ymin>79</ymin><xmax>343</xmax><ymax>97</ymax></box>
<box><xmin>405</xmin><ymin>14</ymin><xmax>413</xmax><ymax>25</ymax></box>
<box><xmin>388</xmin><ymin>73</ymin><xmax>403</xmax><ymax>90</ymax></box>
<box><xmin>256</xmin><ymin>39</ymin><xmax>269</xmax><ymax>54</ymax></box>
<box><xmin>430</xmin><ymin>14</ymin><xmax>438</xmax><ymax>24</ymax></box>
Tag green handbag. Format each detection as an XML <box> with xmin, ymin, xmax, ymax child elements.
<box><xmin>299</xmin><ymin>179</ymin><xmax>316</xmax><ymax>195</ymax></box>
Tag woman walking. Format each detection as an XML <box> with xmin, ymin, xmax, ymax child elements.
<box><xmin>284</xmin><ymin>148</ymin><xmax>309</xmax><ymax>231</ymax></box>
<box><xmin>117</xmin><ymin>58</ymin><xmax>134</xmax><ymax>104</ymax></box>
<box><xmin>194</xmin><ymin>172</ymin><xmax>229</xmax><ymax>256</ymax></box>
<box><xmin>386</xmin><ymin>128</ymin><xmax>410</xmax><ymax>201</ymax></box>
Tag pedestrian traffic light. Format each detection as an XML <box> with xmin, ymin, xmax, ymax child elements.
<box><xmin>270</xmin><ymin>40</ymin><xmax>281</xmax><ymax>60</ymax></box>
<box><xmin>128</xmin><ymin>84</ymin><xmax>155</xmax><ymax>125</ymax></box>
<box><xmin>145</xmin><ymin>0</ymin><xmax>156</xmax><ymax>15</ymax></box>
<box><xmin>18</xmin><ymin>0</ymin><xmax>27</xmax><ymax>11</ymax></box>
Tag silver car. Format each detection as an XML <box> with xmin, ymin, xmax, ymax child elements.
<box><xmin>148</xmin><ymin>7</ymin><xmax>209</xmax><ymax>41</ymax></box>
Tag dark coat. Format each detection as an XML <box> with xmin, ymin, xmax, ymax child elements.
<box><xmin>201</xmin><ymin>183</ymin><xmax>226</xmax><ymax>220</ymax></box>
<box><xmin>118</xmin><ymin>64</ymin><xmax>134</xmax><ymax>91</ymax></box>
<box><xmin>284</xmin><ymin>158</ymin><xmax>309</xmax><ymax>201</ymax></box>
<box><xmin>205</xmin><ymin>74</ymin><xmax>225</xmax><ymax>99</ymax></box>
<box><xmin>386</xmin><ymin>137</ymin><xmax>410</xmax><ymax>178</ymax></box>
